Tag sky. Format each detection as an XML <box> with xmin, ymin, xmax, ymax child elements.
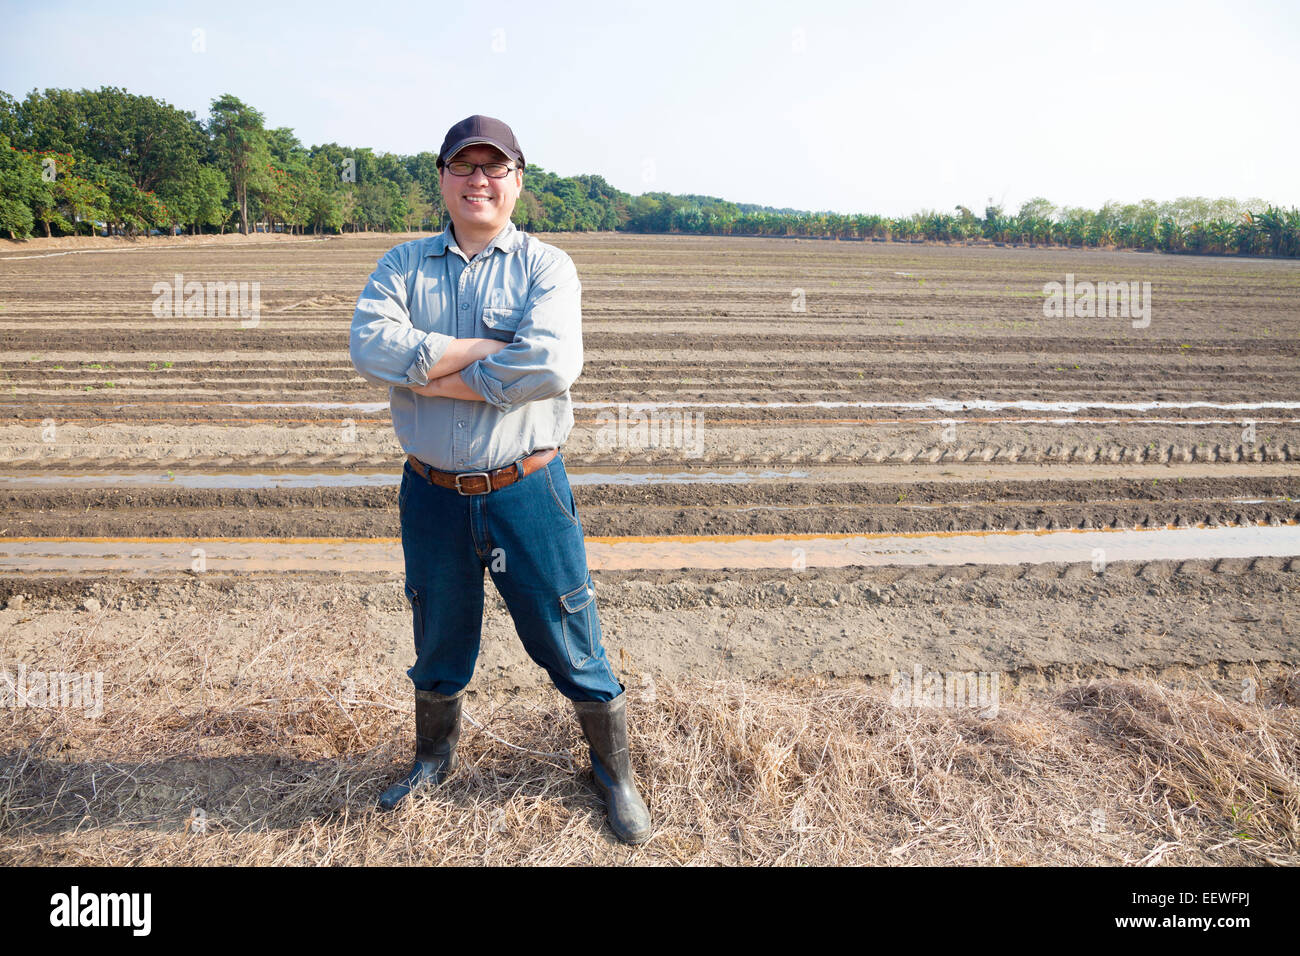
<box><xmin>1</xmin><ymin>0</ymin><xmax>1296</xmax><ymax>217</ymax></box>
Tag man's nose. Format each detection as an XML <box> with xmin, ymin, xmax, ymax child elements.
<box><xmin>467</xmin><ymin>166</ymin><xmax>491</xmax><ymax>185</ymax></box>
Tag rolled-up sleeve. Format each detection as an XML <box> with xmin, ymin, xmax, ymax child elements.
<box><xmin>350</xmin><ymin>247</ymin><xmax>452</xmax><ymax>388</ymax></box>
<box><xmin>460</xmin><ymin>251</ymin><xmax>582</xmax><ymax>412</ymax></box>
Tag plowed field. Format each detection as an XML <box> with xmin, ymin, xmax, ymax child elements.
<box><xmin>2</xmin><ymin>231</ymin><xmax>1298</xmax><ymax>864</ymax></box>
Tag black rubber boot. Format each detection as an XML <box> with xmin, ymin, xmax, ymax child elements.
<box><xmin>572</xmin><ymin>691</ymin><xmax>652</xmax><ymax>845</ymax></box>
<box><xmin>378</xmin><ymin>687</ymin><xmax>465</xmax><ymax>811</ymax></box>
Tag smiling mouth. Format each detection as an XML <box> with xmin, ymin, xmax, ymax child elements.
<box><xmin>463</xmin><ymin>196</ymin><xmax>493</xmax><ymax>204</ymax></box>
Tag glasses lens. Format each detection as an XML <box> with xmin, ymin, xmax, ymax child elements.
<box><xmin>445</xmin><ymin>161</ymin><xmax>513</xmax><ymax>177</ymax></box>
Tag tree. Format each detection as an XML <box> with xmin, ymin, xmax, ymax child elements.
<box><xmin>0</xmin><ymin>136</ymin><xmax>41</xmax><ymax>238</ymax></box>
<box><xmin>28</xmin><ymin>155</ymin><xmax>64</xmax><ymax>236</ymax></box>
<box><xmin>182</xmin><ymin>165</ymin><xmax>230</xmax><ymax>233</ymax></box>
<box><xmin>356</xmin><ymin>180</ymin><xmax>396</xmax><ymax>231</ymax></box>
<box><xmin>39</xmin><ymin>153</ymin><xmax>110</xmax><ymax>236</ymax></box>
<box><xmin>306</xmin><ymin>182</ymin><xmax>343</xmax><ymax>235</ymax></box>
<box><xmin>13</xmin><ymin>88</ymin><xmax>205</xmax><ymax>214</ymax></box>
<box><xmin>0</xmin><ymin>139</ymin><xmax>54</xmax><ymax>238</ymax></box>
<box><xmin>338</xmin><ymin>189</ymin><xmax>358</xmax><ymax>232</ymax></box>
<box><xmin>401</xmin><ymin>181</ymin><xmax>431</xmax><ymax>230</ymax></box>
<box><xmin>208</xmin><ymin>94</ymin><xmax>270</xmax><ymax>234</ymax></box>
<box><xmin>406</xmin><ymin>151</ymin><xmax>444</xmax><ymax>226</ymax></box>
<box><xmin>1017</xmin><ymin>197</ymin><xmax>1056</xmax><ymax>223</ymax></box>
<box><xmin>513</xmin><ymin>189</ymin><xmax>541</xmax><ymax>229</ymax></box>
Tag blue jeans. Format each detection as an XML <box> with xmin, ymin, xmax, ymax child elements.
<box><xmin>398</xmin><ymin>449</ymin><xmax>624</xmax><ymax>702</ymax></box>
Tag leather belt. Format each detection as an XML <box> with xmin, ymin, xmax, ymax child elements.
<box><xmin>406</xmin><ymin>448</ymin><xmax>558</xmax><ymax>495</ymax></box>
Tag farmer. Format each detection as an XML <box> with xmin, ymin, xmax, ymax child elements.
<box><xmin>348</xmin><ymin>115</ymin><xmax>651</xmax><ymax>845</ymax></box>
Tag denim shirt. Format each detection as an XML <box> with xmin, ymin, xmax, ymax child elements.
<box><xmin>349</xmin><ymin>220</ymin><xmax>581</xmax><ymax>472</ymax></box>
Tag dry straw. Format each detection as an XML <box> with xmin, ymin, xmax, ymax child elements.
<box><xmin>1</xmin><ymin>600</ymin><xmax>1297</xmax><ymax>865</ymax></box>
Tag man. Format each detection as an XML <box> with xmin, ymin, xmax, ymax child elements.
<box><xmin>348</xmin><ymin>115</ymin><xmax>651</xmax><ymax>845</ymax></box>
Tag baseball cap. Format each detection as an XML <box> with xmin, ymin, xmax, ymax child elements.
<box><xmin>437</xmin><ymin>115</ymin><xmax>525</xmax><ymax>170</ymax></box>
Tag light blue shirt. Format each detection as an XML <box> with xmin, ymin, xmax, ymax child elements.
<box><xmin>349</xmin><ymin>220</ymin><xmax>581</xmax><ymax>471</ymax></box>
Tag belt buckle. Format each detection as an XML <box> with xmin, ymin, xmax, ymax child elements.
<box><xmin>454</xmin><ymin>471</ymin><xmax>492</xmax><ymax>495</ymax></box>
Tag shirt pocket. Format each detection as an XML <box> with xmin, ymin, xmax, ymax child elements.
<box><xmin>480</xmin><ymin>306</ymin><xmax>524</xmax><ymax>342</ymax></box>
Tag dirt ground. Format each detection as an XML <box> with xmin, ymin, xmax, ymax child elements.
<box><xmin>1</xmin><ymin>232</ymin><xmax>1298</xmax><ymax>864</ymax></box>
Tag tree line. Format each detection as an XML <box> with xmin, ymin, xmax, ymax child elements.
<box><xmin>1</xmin><ymin>86</ymin><xmax>1296</xmax><ymax>257</ymax></box>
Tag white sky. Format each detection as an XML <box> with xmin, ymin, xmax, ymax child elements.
<box><xmin>2</xmin><ymin>0</ymin><xmax>1296</xmax><ymax>216</ymax></box>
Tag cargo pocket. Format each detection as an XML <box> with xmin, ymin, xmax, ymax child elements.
<box><xmin>559</xmin><ymin>574</ymin><xmax>598</xmax><ymax>670</ymax></box>
<box><xmin>481</xmin><ymin>306</ymin><xmax>523</xmax><ymax>342</ymax></box>
<box><xmin>404</xmin><ymin>582</ymin><xmax>425</xmax><ymax>653</ymax></box>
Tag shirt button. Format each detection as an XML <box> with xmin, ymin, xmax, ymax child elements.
<box><xmin>457</xmin><ymin>422</ymin><xmax>464</xmax><ymax>429</ymax></box>
<box><xmin>460</xmin><ymin>303</ymin><xmax>468</xmax><ymax>310</ymax></box>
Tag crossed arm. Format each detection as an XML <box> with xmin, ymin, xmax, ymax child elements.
<box><xmin>350</xmin><ymin>245</ymin><xmax>582</xmax><ymax>410</ymax></box>
<box><xmin>409</xmin><ymin>339</ymin><xmax>503</xmax><ymax>400</ymax></box>
<box><xmin>349</xmin><ymin>246</ymin><xmax>500</xmax><ymax>402</ymax></box>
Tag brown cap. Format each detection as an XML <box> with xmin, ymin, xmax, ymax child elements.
<box><xmin>437</xmin><ymin>115</ymin><xmax>525</xmax><ymax>170</ymax></box>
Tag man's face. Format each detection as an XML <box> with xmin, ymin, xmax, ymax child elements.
<box><xmin>439</xmin><ymin>144</ymin><xmax>522</xmax><ymax>235</ymax></box>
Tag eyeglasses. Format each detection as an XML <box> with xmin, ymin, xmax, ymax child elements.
<box><xmin>443</xmin><ymin>160</ymin><xmax>518</xmax><ymax>178</ymax></box>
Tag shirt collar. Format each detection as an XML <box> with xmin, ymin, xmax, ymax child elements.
<box><xmin>426</xmin><ymin>220</ymin><xmax>523</xmax><ymax>259</ymax></box>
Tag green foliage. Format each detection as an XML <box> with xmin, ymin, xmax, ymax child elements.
<box><xmin>0</xmin><ymin>86</ymin><xmax>1296</xmax><ymax>257</ymax></box>
<box><xmin>14</xmin><ymin>87</ymin><xmax>204</xmax><ymax>197</ymax></box>
<box><xmin>0</xmin><ymin>135</ymin><xmax>45</xmax><ymax>238</ymax></box>
<box><xmin>208</xmin><ymin>94</ymin><xmax>270</xmax><ymax>234</ymax></box>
